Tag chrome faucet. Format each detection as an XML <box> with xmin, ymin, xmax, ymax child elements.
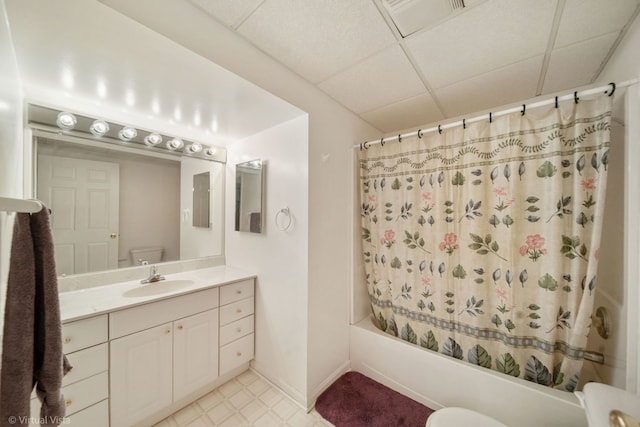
<box><xmin>141</xmin><ymin>265</ymin><xmax>165</xmax><ymax>284</ymax></box>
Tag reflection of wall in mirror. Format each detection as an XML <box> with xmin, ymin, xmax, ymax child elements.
<box><xmin>240</xmin><ymin>172</ymin><xmax>261</xmax><ymax>233</ymax></box>
<box><xmin>180</xmin><ymin>157</ymin><xmax>224</xmax><ymax>260</ymax></box>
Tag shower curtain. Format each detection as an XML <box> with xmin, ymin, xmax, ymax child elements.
<box><xmin>358</xmin><ymin>95</ymin><xmax>611</xmax><ymax>391</ymax></box>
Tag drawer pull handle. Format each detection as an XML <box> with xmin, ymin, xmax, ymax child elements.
<box><xmin>236</xmin><ymin>352</ymin><xmax>242</xmax><ymax>357</ymax></box>
<box><xmin>64</xmin><ymin>337</ymin><xmax>71</xmax><ymax>344</ymax></box>
<box><xmin>177</xmin><ymin>325</ymin><xmax>184</xmax><ymax>330</ymax></box>
<box><xmin>65</xmin><ymin>400</ymin><xmax>72</xmax><ymax>407</ymax></box>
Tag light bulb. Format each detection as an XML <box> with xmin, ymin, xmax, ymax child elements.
<box><xmin>166</xmin><ymin>138</ymin><xmax>183</xmax><ymax>150</ymax></box>
<box><xmin>118</xmin><ymin>126</ymin><xmax>137</xmax><ymax>141</ymax></box>
<box><xmin>56</xmin><ymin>112</ymin><xmax>77</xmax><ymax>130</ymax></box>
<box><xmin>205</xmin><ymin>147</ymin><xmax>216</xmax><ymax>156</ymax></box>
<box><xmin>187</xmin><ymin>143</ymin><xmax>202</xmax><ymax>153</ymax></box>
<box><xmin>144</xmin><ymin>133</ymin><xmax>162</xmax><ymax>146</ymax></box>
<box><xmin>90</xmin><ymin>119</ymin><xmax>109</xmax><ymax>137</ymax></box>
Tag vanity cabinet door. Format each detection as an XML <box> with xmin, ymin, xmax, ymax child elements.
<box><xmin>110</xmin><ymin>323</ymin><xmax>173</xmax><ymax>427</ymax></box>
<box><xmin>173</xmin><ymin>309</ymin><xmax>219</xmax><ymax>401</ymax></box>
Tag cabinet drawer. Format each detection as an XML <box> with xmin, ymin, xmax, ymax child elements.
<box><xmin>63</xmin><ymin>343</ymin><xmax>108</xmax><ymax>387</ymax></box>
<box><xmin>62</xmin><ymin>371</ymin><xmax>109</xmax><ymax>416</ymax></box>
<box><xmin>110</xmin><ymin>287</ymin><xmax>219</xmax><ymax>339</ymax></box>
<box><xmin>30</xmin><ymin>372</ymin><xmax>108</xmax><ymax>419</ymax></box>
<box><xmin>62</xmin><ymin>315</ymin><xmax>108</xmax><ymax>353</ymax></box>
<box><xmin>67</xmin><ymin>400</ymin><xmax>109</xmax><ymax>427</ymax></box>
<box><xmin>219</xmin><ymin>333</ymin><xmax>254</xmax><ymax>374</ymax></box>
<box><xmin>219</xmin><ymin>297</ymin><xmax>254</xmax><ymax>326</ymax></box>
<box><xmin>220</xmin><ymin>279</ymin><xmax>254</xmax><ymax>305</ymax></box>
<box><xmin>220</xmin><ymin>315</ymin><xmax>254</xmax><ymax>346</ymax></box>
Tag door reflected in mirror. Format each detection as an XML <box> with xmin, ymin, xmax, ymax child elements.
<box><xmin>192</xmin><ymin>172</ymin><xmax>210</xmax><ymax>228</ymax></box>
<box><xmin>235</xmin><ymin>160</ymin><xmax>264</xmax><ymax>233</ymax></box>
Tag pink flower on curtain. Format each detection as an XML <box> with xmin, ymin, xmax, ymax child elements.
<box><xmin>422</xmin><ymin>192</ymin><xmax>432</xmax><ymax>201</ymax></box>
<box><xmin>380</xmin><ymin>229</ymin><xmax>396</xmax><ymax>248</ymax></box>
<box><xmin>519</xmin><ymin>234</ymin><xmax>547</xmax><ymax>261</ymax></box>
<box><xmin>581</xmin><ymin>178</ymin><xmax>596</xmax><ymax>190</ymax></box>
<box><xmin>594</xmin><ymin>248</ymin><xmax>600</xmax><ymax>260</ymax></box>
<box><xmin>439</xmin><ymin>232</ymin><xmax>459</xmax><ymax>254</ymax></box>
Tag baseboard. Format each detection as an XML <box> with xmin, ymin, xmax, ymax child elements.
<box><xmin>307</xmin><ymin>360</ymin><xmax>351</xmax><ymax>411</ymax></box>
<box><xmin>250</xmin><ymin>360</ymin><xmax>307</xmax><ymax>408</ymax></box>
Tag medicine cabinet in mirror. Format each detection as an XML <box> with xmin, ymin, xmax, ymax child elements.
<box><xmin>235</xmin><ymin>159</ymin><xmax>264</xmax><ymax>233</ymax></box>
<box><xmin>28</xmin><ymin>104</ymin><xmax>226</xmax><ymax>276</ymax></box>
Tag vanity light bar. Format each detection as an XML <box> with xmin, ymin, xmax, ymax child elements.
<box><xmin>28</xmin><ymin>103</ymin><xmax>226</xmax><ymax>163</ymax></box>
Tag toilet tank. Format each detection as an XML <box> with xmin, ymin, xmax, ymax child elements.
<box><xmin>130</xmin><ymin>247</ymin><xmax>163</xmax><ymax>265</ymax></box>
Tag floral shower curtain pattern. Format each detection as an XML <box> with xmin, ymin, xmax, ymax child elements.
<box><xmin>358</xmin><ymin>96</ymin><xmax>612</xmax><ymax>391</ymax></box>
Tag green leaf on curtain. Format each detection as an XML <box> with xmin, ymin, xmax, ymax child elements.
<box><xmin>490</xmin><ymin>166</ymin><xmax>499</xmax><ymax>183</ymax></box>
<box><xmin>564</xmin><ymin>373</ymin><xmax>580</xmax><ymax>392</ymax></box>
<box><xmin>526</xmin><ymin>215</ymin><xmax>541</xmax><ymax>223</ymax></box>
<box><xmin>468</xmin><ymin>345</ymin><xmax>492</xmax><ymax>368</ymax></box>
<box><xmin>503</xmin><ymin>164</ymin><xmax>511</xmax><ymax>181</ymax></box>
<box><xmin>576</xmin><ymin>212</ymin><xmax>589</xmax><ymax>227</ymax></box>
<box><xmin>489</xmin><ymin>215</ymin><xmax>499</xmax><ymax>227</ymax></box>
<box><xmin>452</xmin><ymin>172</ymin><xmax>465</xmax><ymax>186</ymax></box>
<box><xmin>553</xmin><ymin>362</ymin><xmax>565</xmax><ymax>386</ymax></box>
<box><xmin>442</xmin><ymin>338</ymin><xmax>463</xmax><ymax>360</ymax></box>
<box><xmin>388</xmin><ymin>318</ymin><xmax>398</xmax><ymax>337</ymax></box>
<box><xmin>491</xmin><ymin>314</ymin><xmax>502</xmax><ymax>328</ymax></box>
<box><xmin>576</xmin><ymin>155</ymin><xmax>586</xmax><ymax>175</ymax></box>
<box><xmin>518</xmin><ymin>162</ymin><xmax>526</xmax><ymax>180</ymax></box>
<box><xmin>452</xmin><ymin>265</ymin><xmax>467</xmax><ymax>279</ymax></box>
<box><xmin>526</xmin><ymin>196</ymin><xmax>539</xmax><ymax>203</ymax></box>
<box><xmin>529</xmin><ymin>322</ymin><xmax>541</xmax><ymax>329</ymax></box>
<box><xmin>496</xmin><ymin>353</ymin><xmax>520</xmax><ymax>377</ymax></box>
<box><xmin>420</xmin><ymin>331</ymin><xmax>439</xmax><ymax>352</ymax></box>
<box><xmin>417</xmin><ymin>300</ymin><xmax>426</xmax><ymax>311</ymax></box>
<box><xmin>401</xmin><ymin>323</ymin><xmax>418</xmax><ymax>344</ymax></box>
<box><xmin>502</xmin><ymin>215</ymin><xmax>514</xmax><ymax>227</ymax></box>
<box><xmin>591</xmin><ymin>153</ymin><xmax>600</xmax><ymax>171</ymax></box>
<box><xmin>504</xmin><ymin>319</ymin><xmax>515</xmax><ymax>332</ymax></box>
<box><xmin>524</xmin><ymin>356</ymin><xmax>552</xmax><ymax>386</ymax></box>
<box><xmin>602</xmin><ymin>149</ymin><xmax>609</xmax><ymax>171</ymax></box>
<box><xmin>470</xmin><ymin>233</ymin><xmax>484</xmax><ymax>244</ymax></box>
<box><xmin>437</xmin><ymin>172</ymin><xmax>445</xmax><ymax>187</ymax></box>
<box><xmin>538</xmin><ymin>273</ymin><xmax>558</xmax><ymax>291</ymax></box>
<box><xmin>536</xmin><ymin>161</ymin><xmax>557</xmax><ymax>178</ymax></box>
<box><xmin>562</xmin><ymin>171</ymin><xmax>572</xmax><ymax>178</ymax></box>
<box><xmin>390</xmin><ymin>257</ymin><xmax>402</xmax><ymax>269</ymax></box>
<box><xmin>391</xmin><ymin>178</ymin><xmax>402</xmax><ymax>190</ymax></box>
<box><xmin>528</xmin><ymin>303</ymin><xmax>540</xmax><ymax>310</ymax></box>
<box><xmin>362</xmin><ymin>228</ymin><xmax>371</xmax><ymax>243</ymax></box>
<box><xmin>377</xmin><ymin>312</ymin><xmax>388</xmax><ymax>332</ymax></box>
<box><xmin>472</xmin><ymin>179</ymin><xmax>482</xmax><ymax>186</ymax></box>
<box><xmin>561</xmin><ymin>159</ymin><xmax>571</xmax><ymax>167</ymax></box>
<box><xmin>526</xmin><ymin>206</ymin><xmax>540</xmax><ymax>212</ymax></box>
<box><xmin>420</xmin><ymin>175</ymin><xmax>426</xmax><ymax>187</ymax></box>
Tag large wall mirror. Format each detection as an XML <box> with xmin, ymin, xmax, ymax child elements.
<box><xmin>29</xmin><ymin>104</ymin><xmax>226</xmax><ymax>276</ymax></box>
<box><xmin>235</xmin><ymin>160</ymin><xmax>264</xmax><ymax>233</ymax></box>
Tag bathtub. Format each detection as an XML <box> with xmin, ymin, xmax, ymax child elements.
<box><xmin>349</xmin><ymin>318</ymin><xmax>588</xmax><ymax>427</ymax></box>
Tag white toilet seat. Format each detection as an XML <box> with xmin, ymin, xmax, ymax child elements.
<box><xmin>426</xmin><ymin>407</ymin><xmax>508</xmax><ymax>427</ymax></box>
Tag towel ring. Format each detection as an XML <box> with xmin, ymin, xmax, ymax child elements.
<box><xmin>275</xmin><ymin>207</ymin><xmax>292</xmax><ymax>231</ymax></box>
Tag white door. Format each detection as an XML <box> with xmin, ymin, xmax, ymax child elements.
<box><xmin>37</xmin><ymin>155</ymin><xmax>119</xmax><ymax>275</ymax></box>
<box><xmin>110</xmin><ymin>323</ymin><xmax>173</xmax><ymax>427</ymax></box>
<box><xmin>173</xmin><ymin>309</ymin><xmax>219</xmax><ymax>401</ymax></box>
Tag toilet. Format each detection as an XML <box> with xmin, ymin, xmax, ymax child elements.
<box><xmin>130</xmin><ymin>246</ymin><xmax>163</xmax><ymax>265</ymax></box>
<box><xmin>426</xmin><ymin>407</ymin><xmax>508</xmax><ymax>427</ymax></box>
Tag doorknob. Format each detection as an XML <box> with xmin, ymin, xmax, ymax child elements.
<box><xmin>110</xmin><ymin>233</ymin><xmax>118</xmax><ymax>239</ymax></box>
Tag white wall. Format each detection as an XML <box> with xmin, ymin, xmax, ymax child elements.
<box><xmin>225</xmin><ymin>115</ymin><xmax>309</xmax><ymax>404</ymax></box>
<box><xmin>0</xmin><ymin>0</ymin><xmax>22</xmax><ymax>198</ymax></box>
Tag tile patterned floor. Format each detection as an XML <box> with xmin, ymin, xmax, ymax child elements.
<box><xmin>153</xmin><ymin>370</ymin><xmax>333</xmax><ymax>426</ymax></box>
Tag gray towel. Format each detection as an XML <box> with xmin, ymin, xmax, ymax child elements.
<box><xmin>1</xmin><ymin>209</ymin><xmax>71</xmax><ymax>426</ymax></box>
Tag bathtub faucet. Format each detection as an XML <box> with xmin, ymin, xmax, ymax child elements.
<box><xmin>141</xmin><ymin>265</ymin><xmax>165</xmax><ymax>284</ymax></box>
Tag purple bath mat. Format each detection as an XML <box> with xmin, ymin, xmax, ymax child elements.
<box><xmin>315</xmin><ymin>371</ymin><xmax>434</xmax><ymax>427</ymax></box>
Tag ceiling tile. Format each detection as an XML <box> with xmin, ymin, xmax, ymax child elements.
<box><xmin>543</xmin><ymin>32</ymin><xmax>619</xmax><ymax>94</ymax></box>
<box><xmin>435</xmin><ymin>55</ymin><xmax>543</xmax><ymax>118</ymax></box>
<box><xmin>237</xmin><ymin>0</ymin><xmax>396</xmax><ymax>83</ymax></box>
<box><xmin>318</xmin><ymin>45</ymin><xmax>426</xmax><ymax>114</ymax></box>
<box><xmin>405</xmin><ymin>0</ymin><xmax>556</xmax><ymax>89</ymax></box>
<box><xmin>188</xmin><ymin>0</ymin><xmax>263</xmax><ymax>29</ymax></box>
<box><xmin>360</xmin><ymin>93</ymin><xmax>444</xmax><ymax>133</ymax></box>
<box><xmin>555</xmin><ymin>0</ymin><xmax>639</xmax><ymax>48</ymax></box>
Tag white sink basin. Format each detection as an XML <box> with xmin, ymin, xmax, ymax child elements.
<box><xmin>123</xmin><ymin>280</ymin><xmax>195</xmax><ymax>298</ymax></box>
<box><xmin>576</xmin><ymin>383</ymin><xmax>640</xmax><ymax>427</ymax></box>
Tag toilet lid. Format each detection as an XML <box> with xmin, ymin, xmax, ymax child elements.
<box><xmin>426</xmin><ymin>407</ymin><xmax>508</xmax><ymax>427</ymax></box>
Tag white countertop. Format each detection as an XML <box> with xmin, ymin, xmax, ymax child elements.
<box><xmin>59</xmin><ymin>265</ymin><xmax>256</xmax><ymax>323</ymax></box>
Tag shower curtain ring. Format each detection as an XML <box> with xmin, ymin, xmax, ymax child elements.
<box><xmin>398</xmin><ymin>134</ymin><xmax>402</xmax><ymax>143</ymax></box>
<box><xmin>607</xmin><ymin>82</ymin><xmax>616</xmax><ymax>96</ymax></box>
<box><xmin>489</xmin><ymin>112</ymin><xmax>492</xmax><ymax>123</ymax></box>
<box><xmin>555</xmin><ymin>96</ymin><xmax>558</xmax><ymax>108</ymax></box>
<box><xmin>463</xmin><ymin>119</ymin><xmax>466</xmax><ymax>129</ymax></box>
<box><xmin>438</xmin><ymin>125</ymin><xmax>442</xmax><ymax>134</ymax></box>
<box><xmin>417</xmin><ymin>129</ymin><xmax>423</xmax><ymax>139</ymax></box>
<box><xmin>363</xmin><ymin>140</ymin><xmax>370</xmax><ymax>149</ymax></box>
<box><xmin>574</xmin><ymin>91</ymin><xmax>579</xmax><ymax>104</ymax></box>
<box><xmin>521</xmin><ymin>104</ymin><xmax>526</xmax><ymax>116</ymax></box>
<box><xmin>380</xmin><ymin>138</ymin><xmax>385</xmax><ymax>147</ymax></box>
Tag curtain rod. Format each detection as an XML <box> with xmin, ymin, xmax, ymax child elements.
<box><xmin>356</xmin><ymin>78</ymin><xmax>639</xmax><ymax>149</ymax></box>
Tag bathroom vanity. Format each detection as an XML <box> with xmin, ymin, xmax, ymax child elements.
<box><xmin>30</xmin><ymin>266</ymin><xmax>255</xmax><ymax>427</ymax></box>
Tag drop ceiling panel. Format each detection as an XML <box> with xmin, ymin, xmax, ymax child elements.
<box><xmin>554</xmin><ymin>0</ymin><xmax>639</xmax><ymax>48</ymax></box>
<box><xmin>405</xmin><ymin>0</ymin><xmax>556</xmax><ymax>89</ymax></box>
<box><xmin>189</xmin><ymin>0</ymin><xmax>263</xmax><ymax>29</ymax></box>
<box><xmin>542</xmin><ymin>32</ymin><xmax>620</xmax><ymax>94</ymax></box>
<box><xmin>436</xmin><ymin>55</ymin><xmax>543</xmax><ymax>119</ymax></box>
<box><xmin>360</xmin><ymin>93</ymin><xmax>443</xmax><ymax>133</ymax></box>
<box><xmin>318</xmin><ymin>45</ymin><xmax>426</xmax><ymax>114</ymax></box>
<box><xmin>236</xmin><ymin>0</ymin><xmax>396</xmax><ymax>83</ymax></box>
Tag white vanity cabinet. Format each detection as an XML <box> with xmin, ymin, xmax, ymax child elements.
<box><xmin>30</xmin><ymin>314</ymin><xmax>109</xmax><ymax>427</ymax></box>
<box><xmin>109</xmin><ymin>288</ymin><xmax>219</xmax><ymax>427</ymax></box>
<box><xmin>219</xmin><ymin>279</ymin><xmax>255</xmax><ymax>374</ymax></box>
